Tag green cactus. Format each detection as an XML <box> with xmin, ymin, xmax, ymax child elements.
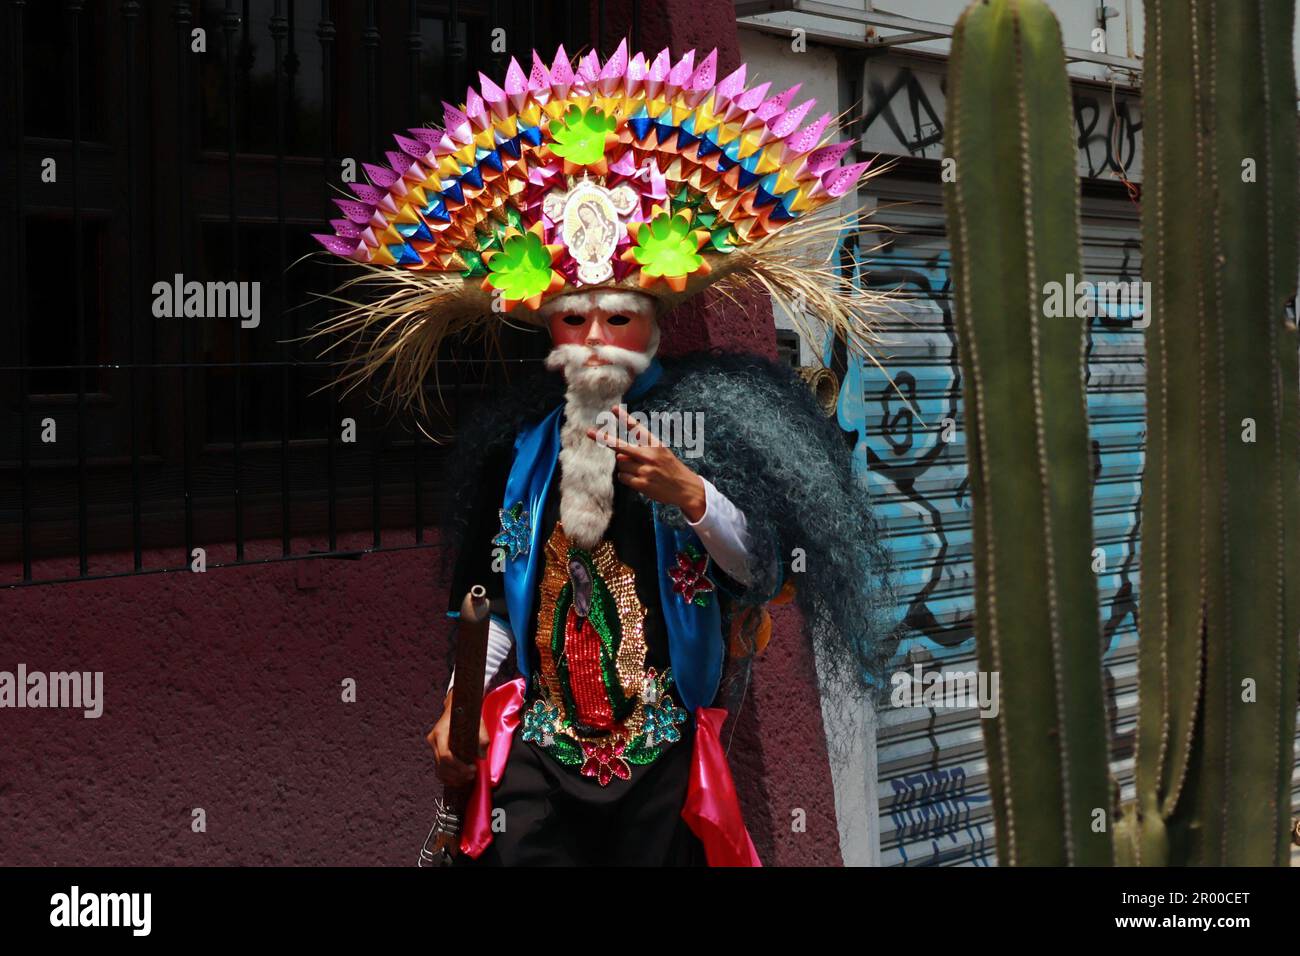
<box><xmin>1129</xmin><ymin>0</ymin><xmax>1300</xmax><ymax>867</ymax></box>
<box><xmin>944</xmin><ymin>0</ymin><xmax>1114</xmax><ymax>866</ymax></box>
<box><xmin>946</xmin><ymin>0</ymin><xmax>1298</xmax><ymax>866</ymax></box>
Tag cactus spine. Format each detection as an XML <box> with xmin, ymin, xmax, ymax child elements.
<box><xmin>1130</xmin><ymin>0</ymin><xmax>1300</xmax><ymax>866</ymax></box>
<box><xmin>944</xmin><ymin>0</ymin><xmax>1113</xmax><ymax>866</ymax></box>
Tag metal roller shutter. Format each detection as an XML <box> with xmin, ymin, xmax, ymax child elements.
<box><xmin>836</xmin><ymin>174</ymin><xmax>1147</xmax><ymax>866</ymax></box>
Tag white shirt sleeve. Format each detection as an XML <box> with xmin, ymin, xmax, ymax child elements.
<box><xmin>686</xmin><ymin>477</ymin><xmax>758</xmax><ymax>587</ymax></box>
<box><xmin>447</xmin><ymin>616</ymin><xmax>515</xmax><ymax>694</ymax></box>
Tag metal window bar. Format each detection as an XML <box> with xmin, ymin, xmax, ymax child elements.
<box><xmin>12</xmin><ymin>0</ymin><xmax>32</xmax><ymax>582</ymax></box>
<box><xmin>408</xmin><ymin>0</ymin><xmax>424</xmax><ymax>545</ymax></box>
<box><xmin>364</xmin><ymin>0</ymin><xmax>382</xmax><ymax>551</ymax></box>
<box><xmin>176</xmin><ymin>1</ymin><xmax>196</xmax><ymax>570</ymax></box>
<box><xmin>273</xmin><ymin>0</ymin><xmax>291</xmax><ymax>556</ymax></box>
<box><xmin>320</xmin><ymin>0</ymin><xmax>338</xmax><ymax>553</ymax></box>
<box><xmin>70</xmin><ymin>1</ymin><xmax>88</xmax><ymax>577</ymax></box>
<box><xmin>2</xmin><ymin>0</ymin><xmax>607</xmax><ymax>588</ymax></box>
<box><xmin>223</xmin><ymin>0</ymin><xmax>244</xmax><ymax>561</ymax></box>
<box><xmin>125</xmin><ymin>0</ymin><xmax>143</xmax><ymax>571</ymax></box>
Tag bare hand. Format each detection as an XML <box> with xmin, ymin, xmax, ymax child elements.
<box><xmin>427</xmin><ymin>690</ymin><xmax>490</xmax><ymax>788</ymax></box>
<box><xmin>586</xmin><ymin>405</ymin><xmax>706</xmax><ymax>521</ymax></box>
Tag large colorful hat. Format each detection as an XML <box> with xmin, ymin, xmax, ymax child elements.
<box><xmin>313</xmin><ymin>41</ymin><xmax>883</xmax><ymax>413</ymax></box>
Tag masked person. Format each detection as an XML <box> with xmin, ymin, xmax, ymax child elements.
<box><xmin>314</xmin><ymin>42</ymin><xmax>894</xmax><ymax>866</ymax></box>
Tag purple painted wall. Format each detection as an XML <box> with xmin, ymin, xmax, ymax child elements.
<box><xmin>0</xmin><ymin>1</ymin><xmax>844</xmax><ymax>867</ymax></box>
<box><xmin>2</xmin><ymin>539</ymin><xmax>443</xmax><ymax>865</ymax></box>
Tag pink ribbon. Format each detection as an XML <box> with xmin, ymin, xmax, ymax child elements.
<box><xmin>681</xmin><ymin>707</ymin><xmax>763</xmax><ymax>867</ymax></box>
<box><xmin>459</xmin><ymin>677</ymin><xmax>528</xmax><ymax>859</ymax></box>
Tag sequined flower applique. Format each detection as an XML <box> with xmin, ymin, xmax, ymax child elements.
<box><xmin>643</xmin><ymin>695</ymin><xmax>687</xmax><ymax>748</ymax></box>
<box><xmin>580</xmin><ymin>737</ymin><xmax>632</xmax><ymax>786</ymax></box>
<box><xmin>668</xmin><ymin>543</ymin><xmax>714</xmax><ymax>606</ymax></box>
<box><xmin>492</xmin><ymin>501</ymin><xmax>531</xmax><ymax>560</ymax></box>
<box><xmin>522</xmin><ymin>700</ymin><xmax>561</xmax><ymax>748</ymax></box>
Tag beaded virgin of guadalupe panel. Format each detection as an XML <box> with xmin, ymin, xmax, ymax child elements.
<box><xmin>525</xmin><ymin>522</ymin><xmax>687</xmax><ymax>784</ymax></box>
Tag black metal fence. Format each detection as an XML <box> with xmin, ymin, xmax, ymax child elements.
<box><xmin>1</xmin><ymin>0</ymin><xmax>645</xmax><ymax>586</ymax></box>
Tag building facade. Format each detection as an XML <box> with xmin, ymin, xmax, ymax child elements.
<box><xmin>737</xmin><ymin>0</ymin><xmax>1300</xmax><ymax>865</ymax></box>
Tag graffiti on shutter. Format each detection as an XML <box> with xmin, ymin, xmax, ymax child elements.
<box><xmin>834</xmin><ymin>181</ymin><xmax>1145</xmax><ymax>865</ymax></box>
<box><xmin>859</xmin><ymin>55</ymin><xmax>1143</xmax><ymax>181</ymax></box>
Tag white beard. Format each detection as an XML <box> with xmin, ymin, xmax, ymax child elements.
<box><xmin>544</xmin><ymin>341</ymin><xmax>654</xmax><ymax>549</ymax></box>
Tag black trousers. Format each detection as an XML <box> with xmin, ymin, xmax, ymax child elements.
<box><xmin>461</xmin><ymin>720</ymin><xmax>707</xmax><ymax>867</ymax></box>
